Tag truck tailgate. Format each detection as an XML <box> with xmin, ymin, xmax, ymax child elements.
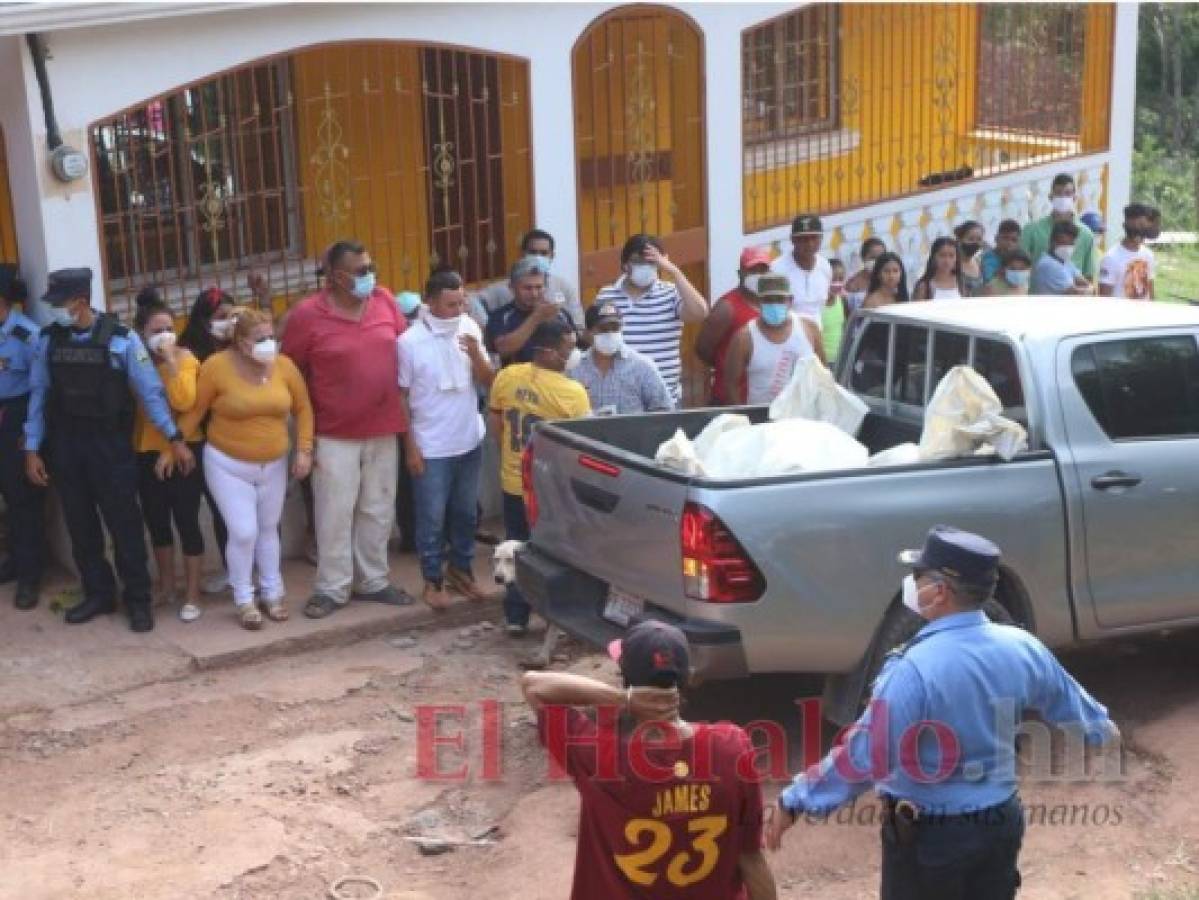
<box><xmin>525</xmin><ymin>421</ymin><xmax>692</xmax><ymax>618</ymax></box>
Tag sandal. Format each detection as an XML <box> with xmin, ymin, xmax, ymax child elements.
<box><xmin>303</xmin><ymin>593</ymin><xmax>340</xmax><ymax>619</ymax></box>
<box><xmin>239</xmin><ymin>604</ymin><xmax>263</xmax><ymax>630</ymax></box>
<box><xmin>262</xmin><ymin>598</ymin><xmax>289</xmax><ymax>622</ymax></box>
<box><xmin>178</xmin><ymin>602</ymin><xmax>202</xmax><ymax>623</ymax></box>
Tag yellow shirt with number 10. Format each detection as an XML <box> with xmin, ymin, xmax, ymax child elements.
<box><xmin>489</xmin><ymin>363</ymin><xmax>591</xmax><ymax>495</ymax></box>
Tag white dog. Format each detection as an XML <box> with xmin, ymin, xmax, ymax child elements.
<box><xmin>491</xmin><ymin>540</ymin><xmax>561</xmax><ymax>669</ymax></box>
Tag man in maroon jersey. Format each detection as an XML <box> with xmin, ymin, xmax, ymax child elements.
<box><xmin>521</xmin><ymin>620</ymin><xmax>777</xmax><ymax>899</ymax></box>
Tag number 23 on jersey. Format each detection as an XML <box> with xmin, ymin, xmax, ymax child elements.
<box><xmin>614</xmin><ymin>815</ymin><xmax>728</xmax><ymax>888</ymax></box>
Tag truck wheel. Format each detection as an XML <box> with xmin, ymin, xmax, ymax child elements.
<box><xmin>821</xmin><ymin>597</ymin><xmax>1015</xmax><ymax>727</ymax></box>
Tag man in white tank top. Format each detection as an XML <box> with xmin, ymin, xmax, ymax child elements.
<box><xmin>722</xmin><ymin>274</ymin><xmax>820</xmax><ymax>405</ymax></box>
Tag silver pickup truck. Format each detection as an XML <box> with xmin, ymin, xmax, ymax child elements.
<box><xmin>516</xmin><ymin>298</ymin><xmax>1199</xmax><ymax>723</ymax></box>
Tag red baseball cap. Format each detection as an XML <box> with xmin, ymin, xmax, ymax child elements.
<box><xmin>739</xmin><ymin>246</ymin><xmax>773</xmax><ymax>269</ymax></box>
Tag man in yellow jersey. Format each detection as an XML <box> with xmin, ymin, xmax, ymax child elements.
<box><xmin>489</xmin><ymin>319</ymin><xmax>590</xmax><ymax>634</ymax></box>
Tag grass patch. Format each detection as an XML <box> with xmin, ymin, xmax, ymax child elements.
<box><xmin>1153</xmin><ymin>243</ymin><xmax>1199</xmax><ymax>304</ymax></box>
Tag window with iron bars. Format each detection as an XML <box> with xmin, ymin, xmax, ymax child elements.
<box><xmin>93</xmin><ymin>62</ymin><xmax>300</xmax><ymax>311</ymax></box>
<box><xmin>742</xmin><ymin>5</ymin><xmax>839</xmax><ymax>144</ymax></box>
<box><xmin>976</xmin><ymin>4</ymin><xmax>1087</xmax><ymax>138</ymax></box>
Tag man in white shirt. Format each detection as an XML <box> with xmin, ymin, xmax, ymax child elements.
<box><xmin>398</xmin><ymin>270</ymin><xmax>497</xmax><ymax>610</ymax></box>
<box><xmin>769</xmin><ymin>214</ymin><xmax>832</xmax><ymax>328</ymax></box>
<box><xmin>1099</xmin><ymin>203</ymin><xmax>1156</xmax><ymax>301</ymax></box>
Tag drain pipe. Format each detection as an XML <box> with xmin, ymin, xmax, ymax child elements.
<box><xmin>25</xmin><ymin>33</ymin><xmax>88</xmax><ymax>181</ymax></box>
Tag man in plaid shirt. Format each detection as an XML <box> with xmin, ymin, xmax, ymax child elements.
<box><xmin>571</xmin><ymin>302</ymin><xmax>674</xmax><ymax>415</ymax></box>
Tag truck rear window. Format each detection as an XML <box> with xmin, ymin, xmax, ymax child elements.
<box><xmin>1072</xmin><ymin>336</ymin><xmax>1199</xmax><ymax>439</ymax></box>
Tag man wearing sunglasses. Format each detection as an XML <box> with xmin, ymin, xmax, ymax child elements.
<box><xmin>283</xmin><ymin>240</ymin><xmax>414</xmax><ymax>619</ymax></box>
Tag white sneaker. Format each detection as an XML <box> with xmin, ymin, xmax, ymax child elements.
<box><xmin>201</xmin><ymin>571</ymin><xmax>229</xmax><ymax>594</ymax></box>
<box><xmin>178</xmin><ymin>602</ymin><xmax>202</xmax><ymax>622</ymax></box>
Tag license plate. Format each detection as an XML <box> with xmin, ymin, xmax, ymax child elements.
<box><xmin>602</xmin><ymin>589</ymin><xmax>645</xmax><ymax>627</ymax></box>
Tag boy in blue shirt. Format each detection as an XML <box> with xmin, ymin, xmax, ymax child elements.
<box><xmin>1031</xmin><ymin>220</ymin><xmax>1093</xmax><ymax>296</ymax></box>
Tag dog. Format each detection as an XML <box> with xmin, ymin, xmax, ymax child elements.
<box><xmin>491</xmin><ymin>540</ymin><xmax>561</xmax><ymax>670</ymax></box>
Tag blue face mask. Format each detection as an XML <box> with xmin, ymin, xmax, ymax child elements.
<box><xmin>760</xmin><ymin>302</ymin><xmax>789</xmax><ymax>326</ymax></box>
<box><xmin>352</xmin><ymin>271</ymin><xmax>376</xmax><ymax>300</ymax></box>
<box><xmin>524</xmin><ymin>254</ymin><xmax>552</xmax><ymax>275</ymax></box>
<box><xmin>396</xmin><ymin>291</ymin><xmax>421</xmax><ymax>316</ymax></box>
<box><xmin>1004</xmin><ymin>269</ymin><xmax>1030</xmax><ymax>288</ymax></box>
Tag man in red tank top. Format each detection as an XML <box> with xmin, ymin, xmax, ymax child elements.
<box><xmin>522</xmin><ymin>620</ymin><xmax>776</xmax><ymax>899</ymax></box>
<box><xmin>695</xmin><ymin>248</ymin><xmax>770</xmax><ymax>405</ymax></box>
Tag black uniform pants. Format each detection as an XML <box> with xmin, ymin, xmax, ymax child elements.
<box><xmin>49</xmin><ymin>425</ymin><xmax>151</xmax><ymax>607</ymax></box>
<box><xmin>0</xmin><ymin>395</ymin><xmax>45</xmax><ymax>584</ymax></box>
<box><xmin>880</xmin><ymin>795</ymin><xmax>1024</xmax><ymax>900</ymax></box>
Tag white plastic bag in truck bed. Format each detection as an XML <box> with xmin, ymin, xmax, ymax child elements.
<box><xmin>768</xmin><ymin>357</ymin><xmax>870</xmax><ymax>436</ymax></box>
<box><xmin>918</xmin><ymin>366</ymin><xmax>1028</xmax><ymax>462</ymax></box>
<box><xmin>703</xmin><ymin>419</ymin><xmax>869</xmax><ymax>478</ymax></box>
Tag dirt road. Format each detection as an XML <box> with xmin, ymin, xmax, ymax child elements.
<box><xmin>1</xmin><ymin>618</ymin><xmax>1196</xmax><ymax>899</ymax></box>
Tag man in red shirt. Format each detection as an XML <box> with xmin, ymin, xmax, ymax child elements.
<box><xmin>281</xmin><ymin>240</ymin><xmax>412</xmax><ymax>617</ymax></box>
<box><xmin>521</xmin><ymin>620</ymin><xmax>777</xmax><ymax>899</ymax></box>
<box><xmin>694</xmin><ymin>247</ymin><xmax>770</xmax><ymax>405</ymax></box>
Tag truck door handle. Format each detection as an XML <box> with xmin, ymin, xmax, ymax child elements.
<box><xmin>1090</xmin><ymin>471</ymin><xmax>1142</xmax><ymax>490</ymax></box>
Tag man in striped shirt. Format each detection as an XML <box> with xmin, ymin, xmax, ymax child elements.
<box><xmin>593</xmin><ymin>234</ymin><xmax>709</xmax><ymax>405</ymax></box>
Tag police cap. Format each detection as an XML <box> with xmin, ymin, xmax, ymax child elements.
<box><xmin>42</xmin><ymin>268</ymin><xmax>92</xmax><ymax>306</ymax></box>
<box><xmin>898</xmin><ymin>525</ymin><xmax>1000</xmax><ymax>585</ymax></box>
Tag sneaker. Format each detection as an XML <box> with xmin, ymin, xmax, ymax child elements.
<box><xmin>446</xmin><ymin>566</ymin><xmax>502</xmax><ymax>603</ymax></box>
<box><xmin>201</xmin><ymin>571</ymin><xmax>229</xmax><ymax>595</ymax></box>
<box><xmin>422</xmin><ymin>581</ymin><xmax>451</xmax><ymax>612</ymax></box>
<box><xmin>260</xmin><ymin>597</ymin><xmax>289</xmax><ymax>622</ymax></box>
<box><xmin>178</xmin><ymin>602</ymin><xmax>202</xmax><ymax>623</ymax></box>
<box><xmin>505</xmin><ymin>623</ymin><xmax>528</xmax><ymax>638</ymax></box>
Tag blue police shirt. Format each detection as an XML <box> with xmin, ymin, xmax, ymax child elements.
<box><xmin>1031</xmin><ymin>254</ymin><xmax>1082</xmax><ymax>295</ymax></box>
<box><xmin>25</xmin><ymin>320</ymin><xmax>177</xmax><ymax>453</ymax></box>
<box><xmin>780</xmin><ymin>610</ymin><xmax>1116</xmax><ymax>817</ymax></box>
<box><xmin>0</xmin><ymin>310</ymin><xmax>40</xmax><ymax>400</ymax></box>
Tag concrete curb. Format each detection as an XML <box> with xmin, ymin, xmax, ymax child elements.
<box><xmin>186</xmin><ymin>599</ymin><xmax>498</xmax><ymax>672</ymax></box>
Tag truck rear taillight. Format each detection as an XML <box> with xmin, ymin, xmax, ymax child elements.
<box><xmin>680</xmin><ymin>502</ymin><xmax>764</xmax><ymax>603</ymax></box>
<box><xmin>521</xmin><ymin>445</ymin><xmax>539</xmax><ymax>528</ymax></box>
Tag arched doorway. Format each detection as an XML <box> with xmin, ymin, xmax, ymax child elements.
<box><xmin>90</xmin><ymin>43</ymin><xmax>533</xmax><ymax>318</ymax></box>
<box><xmin>572</xmin><ymin>6</ymin><xmax>707</xmax><ymax>402</ymax></box>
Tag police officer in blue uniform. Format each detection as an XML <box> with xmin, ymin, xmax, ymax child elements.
<box><xmin>24</xmin><ymin>268</ymin><xmax>195</xmax><ymax>632</ymax></box>
<box><xmin>0</xmin><ymin>264</ymin><xmax>46</xmax><ymax>610</ymax></box>
<box><xmin>766</xmin><ymin>525</ymin><xmax>1119</xmax><ymax>900</ymax></box>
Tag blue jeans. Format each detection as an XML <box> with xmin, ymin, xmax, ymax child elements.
<box><xmin>502</xmin><ymin>492</ymin><xmax>530</xmax><ymax>627</ymax></box>
<box><xmin>412</xmin><ymin>443</ymin><xmax>483</xmax><ymax>584</ymax></box>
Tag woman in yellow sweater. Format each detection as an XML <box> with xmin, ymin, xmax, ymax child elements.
<box><xmin>133</xmin><ymin>289</ymin><xmax>206</xmax><ymax>622</ymax></box>
<box><xmin>178</xmin><ymin>308</ymin><xmax>314</xmax><ymax>629</ymax></box>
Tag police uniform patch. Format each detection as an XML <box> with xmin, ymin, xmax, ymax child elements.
<box><xmin>135</xmin><ymin>348</ymin><xmax>150</xmax><ymax>363</ymax></box>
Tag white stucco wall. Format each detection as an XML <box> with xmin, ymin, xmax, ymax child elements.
<box><xmin>3</xmin><ymin>1</ymin><xmax>1139</xmax><ymax>308</ymax></box>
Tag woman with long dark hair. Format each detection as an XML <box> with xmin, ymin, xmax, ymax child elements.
<box><xmin>178</xmin><ymin>287</ymin><xmax>236</xmax><ymax>593</ymax></box>
<box><xmin>132</xmin><ymin>288</ymin><xmax>205</xmax><ymax>621</ymax></box>
<box><xmin>912</xmin><ymin>237</ymin><xmax>964</xmax><ymax>301</ymax></box>
<box><xmin>955</xmin><ymin>220</ymin><xmax>986</xmax><ymax>297</ymax></box>
<box><xmin>862</xmin><ymin>252</ymin><xmax>910</xmax><ymax>309</ymax></box>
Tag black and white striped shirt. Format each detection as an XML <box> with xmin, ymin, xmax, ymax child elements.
<box><xmin>594</xmin><ymin>277</ymin><xmax>684</xmax><ymax>402</ymax></box>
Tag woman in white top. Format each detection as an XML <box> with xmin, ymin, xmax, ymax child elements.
<box><xmin>723</xmin><ymin>274</ymin><xmax>819</xmax><ymax>406</ymax></box>
<box><xmin>912</xmin><ymin>237</ymin><xmax>964</xmax><ymax>301</ymax></box>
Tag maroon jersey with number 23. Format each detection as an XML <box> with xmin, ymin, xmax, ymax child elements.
<box><xmin>538</xmin><ymin>706</ymin><xmax>764</xmax><ymax>899</ymax></box>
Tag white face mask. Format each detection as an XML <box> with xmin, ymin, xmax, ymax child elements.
<box><xmin>628</xmin><ymin>264</ymin><xmax>657</xmax><ymax>289</ymax></box>
<box><xmin>147</xmin><ymin>331</ymin><xmax>176</xmax><ymax>354</ymax></box>
<box><xmin>210</xmin><ymin>319</ymin><xmax>234</xmax><ymax>340</ymax></box>
<box><xmin>902</xmin><ymin>574</ymin><xmax>932</xmax><ymax>619</ymax></box>
<box><xmin>1051</xmin><ymin>196</ymin><xmax>1075</xmax><ymax>215</ymax></box>
<box><xmin>1054</xmin><ymin>244</ymin><xmax>1075</xmax><ymax>263</ymax></box>
<box><xmin>50</xmin><ymin>308</ymin><xmax>75</xmax><ymax>328</ymax></box>
<box><xmin>743</xmin><ymin>274</ymin><xmax>762</xmax><ymax>295</ymax></box>
<box><xmin>250</xmin><ymin>338</ymin><xmax>278</xmax><ymax>364</ymax></box>
<box><xmin>564</xmin><ymin>347</ymin><xmax>583</xmax><ymax>371</ymax></box>
<box><xmin>424</xmin><ymin>309</ymin><xmax>461</xmax><ymax>336</ymax></box>
<box><xmin>593</xmin><ymin>331</ymin><xmax>624</xmax><ymax>356</ymax></box>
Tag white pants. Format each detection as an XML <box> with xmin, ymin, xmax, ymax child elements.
<box><xmin>312</xmin><ymin>434</ymin><xmax>398</xmax><ymax>603</ymax></box>
<box><xmin>202</xmin><ymin>444</ymin><xmax>288</xmax><ymax>606</ymax></box>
